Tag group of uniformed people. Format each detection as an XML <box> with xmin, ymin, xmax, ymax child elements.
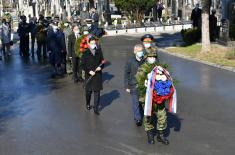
<box><xmin>17</xmin><ymin>8</ymin><xmax>105</xmax><ymax>115</ymax></box>
<box><xmin>17</xmin><ymin>7</ymin><xmax>105</xmax><ymax>76</ymax></box>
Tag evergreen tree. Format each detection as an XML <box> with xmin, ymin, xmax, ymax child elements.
<box><xmin>114</xmin><ymin>0</ymin><xmax>155</xmax><ymax>22</ymax></box>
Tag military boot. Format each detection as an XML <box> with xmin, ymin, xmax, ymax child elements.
<box><xmin>157</xmin><ymin>130</ymin><xmax>169</xmax><ymax>145</ymax></box>
<box><xmin>146</xmin><ymin>130</ymin><xmax>155</xmax><ymax>144</ymax></box>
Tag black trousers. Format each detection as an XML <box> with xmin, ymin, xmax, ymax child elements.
<box><xmin>86</xmin><ymin>90</ymin><xmax>100</xmax><ymax>110</ymax></box>
<box><xmin>31</xmin><ymin>36</ymin><xmax>35</xmax><ymax>54</ymax></box>
<box><xmin>20</xmin><ymin>35</ymin><xmax>29</xmax><ymax>56</ymax></box>
<box><xmin>37</xmin><ymin>41</ymin><xmax>47</xmax><ymax>58</ymax></box>
<box><xmin>72</xmin><ymin>57</ymin><xmax>82</xmax><ymax>80</ymax></box>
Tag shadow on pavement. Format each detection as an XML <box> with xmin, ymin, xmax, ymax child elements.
<box><xmin>100</xmin><ymin>90</ymin><xmax>120</xmax><ymax>111</ymax></box>
<box><xmin>165</xmin><ymin>112</ymin><xmax>182</xmax><ymax>137</ymax></box>
<box><xmin>153</xmin><ymin>32</ymin><xmax>184</xmax><ymax>48</ymax></box>
<box><xmin>102</xmin><ymin>72</ymin><xmax>114</xmax><ymax>83</ymax></box>
<box><xmin>0</xmin><ymin>50</ymin><xmax>66</xmax><ymax>134</ymax></box>
<box><xmin>150</xmin><ymin>110</ymin><xmax>182</xmax><ymax>138</ymax></box>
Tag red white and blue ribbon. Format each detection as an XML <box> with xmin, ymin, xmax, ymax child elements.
<box><xmin>144</xmin><ymin>67</ymin><xmax>158</xmax><ymax>116</ymax></box>
<box><xmin>169</xmin><ymin>85</ymin><xmax>177</xmax><ymax>113</ymax></box>
<box><xmin>144</xmin><ymin>66</ymin><xmax>177</xmax><ymax>116</ymax></box>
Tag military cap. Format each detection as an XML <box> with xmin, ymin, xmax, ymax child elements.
<box><xmin>141</xmin><ymin>34</ymin><xmax>154</xmax><ymax>42</ymax></box>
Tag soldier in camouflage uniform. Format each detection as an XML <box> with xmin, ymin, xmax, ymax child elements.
<box><xmin>141</xmin><ymin>34</ymin><xmax>158</xmax><ymax>60</ymax></box>
<box><xmin>136</xmin><ymin>45</ymin><xmax>169</xmax><ymax>145</ymax></box>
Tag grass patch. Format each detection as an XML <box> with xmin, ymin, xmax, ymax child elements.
<box><xmin>166</xmin><ymin>44</ymin><xmax>235</xmax><ymax>68</ymax></box>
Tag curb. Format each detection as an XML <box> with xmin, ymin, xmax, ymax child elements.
<box><xmin>105</xmin><ymin>24</ymin><xmax>192</xmax><ymax>36</ymax></box>
<box><xmin>159</xmin><ymin>48</ymin><xmax>235</xmax><ymax>73</ymax></box>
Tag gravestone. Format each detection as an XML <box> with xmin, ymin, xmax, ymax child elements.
<box><xmin>219</xmin><ymin>19</ymin><xmax>230</xmax><ymax>44</ymax></box>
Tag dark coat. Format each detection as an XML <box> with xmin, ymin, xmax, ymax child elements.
<box><xmin>47</xmin><ymin>29</ymin><xmax>66</xmax><ymax>64</ymax></box>
<box><xmin>124</xmin><ymin>56</ymin><xmax>144</xmax><ymax>89</ymax></box>
<box><xmin>191</xmin><ymin>8</ymin><xmax>202</xmax><ymax>28</ymax></box>
<box><xmin>17</xmin><ymin>22</ymin><xmax>30</xmax><ymax>38</ymax></box>
<box><xmin>91</xmin><ymin>12</ymin><xmax>99</xmax><ymax>27</ymax></box>
<box><xmin>81</xmin><ymin>48</ymin><xmax>104</xmax><ymax>91</ymax></box>
<box><xmin>89</xmin><ymin>25</ymin><xmax>105</xmax><ymax>38</ymax></box>
<box><xmin>68</xmin><ymin>33</ymin><xmax>77</xmax><ymax>58</ymax></box>
<box><xmin>36</xmin><ymin>24</ymin><xmax>47</xmax><ymax>43</ymax></box>
<box><xmin>29</xmin><ymin>22</ymin><xmax>37</xmax><ymax>38</ymax></box>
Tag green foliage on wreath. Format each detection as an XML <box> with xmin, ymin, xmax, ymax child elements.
<box><xmin>3</xmin><ymin>13</ymin><xmax>12</xmax><ymax>23</ymax></box>
<box><xmin>136</xmin><ymin>62</ymin><xmax>169</xmax><ymax>103</ymax></box>
<box><xmin>74</xmin><ymin>35</ymin><xmax>85</xmax><ymax>58</ymax></box>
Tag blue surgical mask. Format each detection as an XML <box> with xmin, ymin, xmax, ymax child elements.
<box><xmin>136</xmin><ymin>51</ymin><xmax>144</xmax><ymax>58</ymax></box>
<box><xmin>84</xmin><ymin>31</ymin><xmax>89</xmax><ymax>35</ymax></box>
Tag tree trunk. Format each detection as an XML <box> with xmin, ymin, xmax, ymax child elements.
<box><xmin>201</xmin><ymin>0</ymin><xmax>211</xmax><ymax>53</ymax></box>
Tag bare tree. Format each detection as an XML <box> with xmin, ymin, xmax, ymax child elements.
<box><xmin>201</xmin><ymin>0</ymin><xmax>211</xmax><ymax>53</ymax></box>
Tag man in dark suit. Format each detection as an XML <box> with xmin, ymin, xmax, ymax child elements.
<box><xmin>17</xmin><ymin>15</ymin><xmax>30</xmax><ymax>57</ymax></box>
<box><xmin>81</xmin><ymin>35</ymin><xmax>104</xmax><ymax>115</ymax></box>
<box><xmin>191</xmin><ymin>3</ymin><xmax>202</xmax><ymax>28</ymax></box>
<box><xmin>68</xmin><ymin>23</ymin><xmax>83</xmax><ymax>83</ymax></box>
<box><xmin>47</xmin><ymin>20</ymin><xmax>66</xmax><ymax>77</ymax></box>
<box><xmin>90</xmin><ymin>8</ymin><xmax>99</xmax><ymax>27</ymax></box>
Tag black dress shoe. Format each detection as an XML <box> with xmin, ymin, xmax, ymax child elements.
<box><xmin>94</xmin><ymin>109</ymin><xmax>100</xmax><ymax>115</ymax></box>
<box><xmin>86</xmin><ymin>105</ymin><xmax>92</xmax><ymax>110</ymax></box>
<box><xmin>78</xmin><ymin>78</ymin><xmax>84</xmax><ymax>83</ymax></box>
<box><xmin>135</xmin><ymin>120</ymin><xmax>142</xmax><ymax>127</ymax></box>
<box><xmin>74</xmin><ymin>79</ymin><xmax>78</xmax><ymax>83</ymax></box>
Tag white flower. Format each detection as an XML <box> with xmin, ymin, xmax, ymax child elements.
<box><xmin>144</xmin><ymin>80</ymin><xmax>148</xmax><ymax>87</ymax></box>
<box><xmin>156</xmin><ymin>74</ymin><xmax>161</xmax><ymax>81</ymax></box>
<box><xmin>157</xmin><ymin>69</ymin><xmax>163</xmax><ymax>74</ymax></box>
<box><xmin>161</xmin><ymin>75</ymin><xmax>167</xmax><ymax>81</ymax></box>
<box><xmin>157</xmin><ymin>66</ymin><xmax>164</xmax><ymax>72</ymax></box>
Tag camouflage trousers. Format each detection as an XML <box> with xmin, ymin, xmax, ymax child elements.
<box><xmin>66</xmin><ymin>59</ymin><xmax>73</xmax><ymax>74</ymax></box>
<box><xmin>143</xmin><ymin>103</ymin><xmax>167</xmax><ymax>131</ymax></box>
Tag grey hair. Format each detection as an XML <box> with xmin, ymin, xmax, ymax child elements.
<box><xmin>134</xmin><ymin>44</ymin><xmax>144</xmax><ymax>53</ymax></box>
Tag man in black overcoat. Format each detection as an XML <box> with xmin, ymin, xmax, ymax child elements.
<box><xmin>17</xmin><ymin>15</ymin><xmax>30</xmax><ymax>57</ymax></box>
<box><xmin>191</xmin><ymin>3</ymin><xmax>202</xmax><ymax>28</ymax></box>
<box><xmin>81</xmin><ymin>35</ymin><xmax>104</xmax><ymax>115</ymax></box>
<box><xmin>68</xmin><ymin>23</ymin><xmax>83</xmax><ymax>83</ymax></box>
<box><xmin>47</xmin><ymin>20</ymin><xmax>66</xmax><ymax>77</ymax></box>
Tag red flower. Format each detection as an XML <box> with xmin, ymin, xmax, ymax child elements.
<box><xmin>153</xmin><ymin>86</ymin><xmax>174</xmax><ymax>104</ymax></box>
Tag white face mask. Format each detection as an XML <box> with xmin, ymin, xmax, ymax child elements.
<box><xmin>83</xmin><ymin>31</ymin><xmax>89</xmax><ymax>35</ymax></box>
<box><xmin>64</xmin><ymin>23</ymin><xmax>69</xmax><ymax>27</ymax></box>
<box><xmin>90</xmin><ymin>44</ymin><xmax>97</xmax><ymax>50</ymax></box>
<box><xmin>53</xmin><ymin>25</ymin><xmax>58</xmax><ymax>30</ymax></box>
<box><xmin>136</xmin><ymin>51</ymin><xmax>144</xmax><ymax>58</ymax></box>
<box><xmin>144</xmin><ymin>43</ymin><xmax>151</xmax><ymax>48</ymax></box>
<box><xmin>147</xmin><ymin>57</ymin><xmax>156</xmax><ymax>64</ymax></box>
<box><xmin>87</xmin><ymin>24</ymin><xmax>92</xmax><ymax>27</ymax></box>
<box><xmin>74</xmin><ymin>30</ymin><xmax>80</xmax><ymax>35</ymax></box>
